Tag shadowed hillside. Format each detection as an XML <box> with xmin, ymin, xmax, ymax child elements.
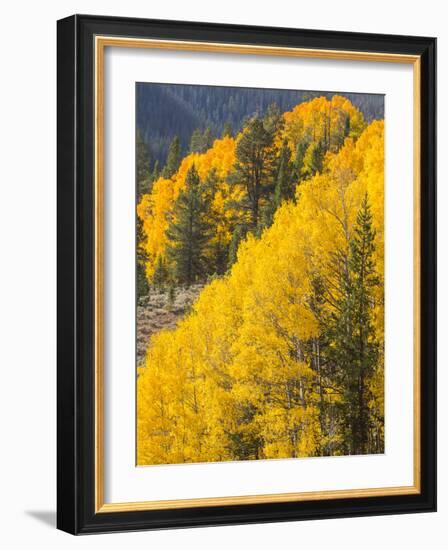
<box><xmin>137</xmin><ymin>83</ymin><xmax>384</xmax><ymax>165</ymax></box>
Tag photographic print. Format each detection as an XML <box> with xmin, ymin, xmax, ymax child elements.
<box><xmin>57</xmin><ymin>17</ymin><xmax>436</xmax><ymax>533</ymax></box>
<box><xmin>136</xmin><ymin>83</ymin><xmax>385</xmax><ymax>466</ymax></box>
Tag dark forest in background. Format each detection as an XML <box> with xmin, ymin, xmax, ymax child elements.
<box><xmin>136</xmin><ymin>83</ymin><xmax>384</xmax><ymax>166</ymax></box>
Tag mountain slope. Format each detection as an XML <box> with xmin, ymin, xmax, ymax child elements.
<box><xmin>136</xmin><ymin>83</ymin><xmax>384</xmax><ymax>164</ymax></box>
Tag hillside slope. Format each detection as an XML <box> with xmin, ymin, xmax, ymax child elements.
<box><xmin>137</xmin><ymin>83</ymin><xmax>384</xmax><ymax>164</ymax></box>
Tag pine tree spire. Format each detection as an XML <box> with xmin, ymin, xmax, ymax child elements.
<box><xmin>166</xmin><ymin>164</ymin><xmax>212</xmax><ymax>285</ymax></box>
<box><xmin>163</xmin><ymin>135</ymin><xmax>181</xmax><ymax>178</ymax></box>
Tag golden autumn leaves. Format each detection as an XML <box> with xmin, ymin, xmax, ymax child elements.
<box><xmin>136</xmin><ymin>97</ymin><xmax>384</xmax><ymax>465</ymax></box>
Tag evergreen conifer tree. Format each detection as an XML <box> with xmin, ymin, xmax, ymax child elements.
<box><xmin>344</xmin><ymin>114</ymin><xmax>351</xmax><ymax>138</ymax></box>
<box><xmin>202</xmin><ymin>127</ymin><xmax>214</xmax><ymax>151</ymax></box>
<box><xmin>136</xmin><ymin>217</ymin><xmax>149</xmax><ymax>298</ymax></box>
<box><xmin>150</xmin><ymin>160</ymin><xmax>159</xmax><ymax>183</ymax></box>
<box><xmin>294</xmin><ymin>140</ymin><xmax>308</xmax><ymax>181</ymax></box>
<box><xmin>136</xmin><ymin>130</ymin><xmax>151</xmax><ymax>198</ymax></box>
<box><xmin>347</xmin><ymin>193</ymin><xmax>379</xmax><ymax>454</ymax></box>
<box><xmin>227</xmin><ymin>225</ymin><xmax>246</xmax><ymax>270</ymax></box>
<box><xmin>222</xmin><ymin>121</ymin><xmax>233</xmax><ymax>138</ymax></box>
<box><xmin>166</xmin><ymin>165</ymin><xmax>212</xmax><ymax>285</ymax></box>
<box><xmin>152</xmin><ymin>254</ymin><xmax>169</xmax><ymax>288</ymax></box>
<box><xmin>189</xmin><ymin>128</ymin><xmax>203</xmax><ymax>153</ymax></box>
<box><xmin>228</xmin><ymin>117</ymin><xmax>277</xmax><ymax>229</ymax></box>
<box><xmin>163</xmin><ymin>136</ymin><xmax>182</xmax><ymax>178</ymax></box>
<box><xmin>325</xmin><ymin>193</ymin><xmax>380</xmax><ymax>455</ymax></box>
<box><xmin>203</xmin><ymin>169</ymin><xmax>229</xmax><ymax>275</ymax></box>
<box><xmin>302</xmin><ymin>140</ymin><xmax>324</xmax><ymax>179</ymax></box>
<box><xmin>258</xmin><ymin>139</ymin><xmax>295</xmax><ymax>231</ymax></box>
<box><xmin>274</xmin><ymin>139</ymin><xmax>295</xmax><ymax>203</ymax></box>
<box><xmin>263</xmin><ymin>103</ymin><xmax>284</xmax><ymax>135</ymax></box>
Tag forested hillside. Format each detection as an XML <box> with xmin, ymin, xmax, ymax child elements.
<box><xmin>137</xmin><ymin>94</ymin><xmax>384</xmax><ymax>465</ymax></box>
<box><xmin>137</xmin><ymin>83</ymin><xmax>384</xmax><ymax>165</ymax></box>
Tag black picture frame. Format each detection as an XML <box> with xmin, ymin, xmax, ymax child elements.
<box><xmin>57</xmin><ymin>14</ymin><xmax>436</xmax><ymax>535</ymax></box>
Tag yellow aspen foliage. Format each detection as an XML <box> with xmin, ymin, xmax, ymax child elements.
<box><xmin>282</xmin><ymin>95</ymin><xmax>366</xmax><ymax>152</ymax></box>
<box><xmin>136</xmin><ymin>177</ymin><xmax>174</xmax><ymax>279</ymax></box>
<box><xmin>137</xmin><ymin>137</ymin><xmax>238</xmax><ymax>278</ymax></box>
<box><xmin>137</xmin><ymin>97</ymin><xmax>367</xmax><ymax>282</ymax></box>
<box><xmin>137</xmin><ymin>119</ymin><xmax>384</xmax><ymax>464</ymax></box>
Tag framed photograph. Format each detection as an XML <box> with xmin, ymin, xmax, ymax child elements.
<box><xmin>57</xmin><ymin>14</ymin><xmax>436</xmax><ymax>534</ymax></box>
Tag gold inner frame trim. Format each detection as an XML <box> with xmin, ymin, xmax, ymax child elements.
<box><xmin>94</xmin><ymin>35</ymin><xmax>422</xmax><ymax>513</ymax></box>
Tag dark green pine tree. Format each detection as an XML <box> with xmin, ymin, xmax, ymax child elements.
<box><xmin>152</xmin><ymin>254</ymin><xmax>169</xmax><ymax>289</ymax></box>
<box><xmin>150</xmin><ymin>159</ymin><xmax>160</xmax><ymax>183</ymax></box>
<box><xmin>228</xmin><ymin>117</ymin><xmax>277</xmax><ymax>229</ymax></box>
<box><xmin>347</xmin><ymin>193</ymin><xmax>380</xmax><ymax>455</ymax></box>
<box><xmin>136</xmin><ymin>217</ymin><xmax>149</xmax><ymax>299</ymax></box>
<box><xmin>202</xmin><ymin>127</ymin><xmax>215</xmax><ymax>151</ymax></box>
<box><xmin>227</xmin><ymin>225</ymin><xmax>247</xmax><ymax>271</ymax></box>
<box><xmin>294</xmin><ymin>140</ymin><xmax>308</xmax><ymax>181</ymax></box>
<box><xmin>222</xmin><ymin>121</ymin><xmax>233</xmax><ymax>138</ymax></box>
<box><xmin>335</xmin><ymin>114</ymin><xmax>351</xmax><ymax>149</ymax></box>
<box><xmin>301</xmin><ymin>140</ymin><xmax>325</xmax><ymax>179</ymax></box>
<box><xmin>136</xmin><ymin>130</ymin><xmax>151</xmax><ymax>298</ymax></box>
<box><xmin>203</xmin><ymin>169</ymin><xmax>229</xmax><ymax>276</ymax></box>
<box><xmin>322</xmin><ymin>245</ymin><xmax>355</xmax><ymax>454</ymax></box>
<box><xmin>260</xmin><ymin>139</ymin><xmax>295</xmax><ymax>230</ymax></box>
<box><xmin>263</xmin><ymin>103</ymin><xmax>284</xmax><ymax>135</ymax></box>
<box><xmin>189</xmin><ymin>128</ymin><xmax>215</xmax><ymax>154</ymax></box>
<box><xmin>258</xmin><ymin>200</ymin><xmax>276</xmax><ymax>234</ymax></box>
<box><xmin>166</xmin><ymin>164</ymin><xmax>212</xmax><ymax>285</ymax></box>
<box><xmin>274</xmin><ymin>139</ymin><xmax>296</xmax><ymax>203</ymax></box>
<box><xmin>189</xmin><ymin>128</ymin><xmax>203</xmax><ymax>153</ymax></box>
<box><xmin>136</xmin><ymin>129</ymin><xmax>151</xmax><ymax>199</ymax></box>
<box><xmin>163</xmin><ymin>135</ymin><xmax>182</xmax><ymax>178</ymax></box>
<box><xmin>325</xmin><ymin>193</ymin><xmax>380</xmax><ymax>456</ymax></box>
<box><xmin>344</xmin><ymin>114</ymin><xmax>351</xmax><ymax>138</ymax></box>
